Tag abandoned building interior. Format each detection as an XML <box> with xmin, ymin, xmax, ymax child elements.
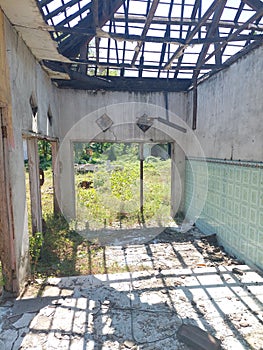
<box><xmin>0</xmin><ymin>0</ymin><xmax>263</xmax><ymax>349</ymax></box>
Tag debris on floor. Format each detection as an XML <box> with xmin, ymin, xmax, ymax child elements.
<box><xmin>177</xmin><ymin>323</ymin><xmax>221</xmax><ymax>350</ymax></box>
<box><xmin>0</xmin><ymin>227</ymin><xmax>262</xmax><ymax>350</ymax></box>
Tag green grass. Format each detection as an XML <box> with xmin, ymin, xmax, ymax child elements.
<box><xmin>27</xmin><ymin>156</ymin><xmax>173</xmax><ymax>279</ymax></box>
<box><xmin>75</xmin><ymin>158</ymin><xmax>171</xmax><ymax>230</ymax></box>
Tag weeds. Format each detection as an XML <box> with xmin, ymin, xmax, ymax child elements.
<box><xmin>28</xmin><ymin>146</ymin><xmax>173</xmax><ymax>280</ymax></box>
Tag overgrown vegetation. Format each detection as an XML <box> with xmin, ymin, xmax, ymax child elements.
<box><xmin>26</xmin><ymin>142</ymin><xmax>172</xmax><ymax>280</ymax></box>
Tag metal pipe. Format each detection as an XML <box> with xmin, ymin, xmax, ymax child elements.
<box><xmin>140</xmin><ymin>143</ymin><xmax>144</xmax><ymax>223</ymax></box>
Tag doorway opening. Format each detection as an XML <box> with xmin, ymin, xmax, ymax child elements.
<box><xmin>74</xmin><ymin>142</ymin><xmax>173</xmax><ymax>235</ymax></box>
<box><xmin>24</xmin><ymin>137</ymin><xmax>58</xmax><ymax>236</ymax></box>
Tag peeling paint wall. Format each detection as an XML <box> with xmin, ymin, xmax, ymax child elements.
<box><xmin>3</xmin><ymin>13</ymin><xmax>60</xmax><ymax>292</ymax></box>
<box><xmin>188</xmin><ymin>45</ymin><xmax>263</xmax><ymax>162</ymax></box>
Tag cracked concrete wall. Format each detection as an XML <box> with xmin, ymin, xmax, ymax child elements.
<box><xmin>3</xmin><ymin>14</ymin><xmax>60</xmax><ymax>292</ymax></box>
<box><xmin>57</xmin><ymin>91</ymin><xmax>189</xmax><ymax>219</ymax></box>
<box><xmin>187</xmin><ymin>45</ymin><xmax>263</xmax><ymax>162</ymax></box>
<box><xmin>185</xmin><ymin>45</ymin><xmax>263</xmax><ymax>270</ymax></box>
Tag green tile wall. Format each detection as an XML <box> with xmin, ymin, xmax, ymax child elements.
<box><xmin>185</xmin><ymin>159</ymin><xmax>263</xmax><ymax>271</ymax></box>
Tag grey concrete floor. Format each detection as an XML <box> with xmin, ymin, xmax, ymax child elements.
<box><xmin>0</xmin><ymin>228</ymin><xmax>263</xmax><ymax>350</ymax></box>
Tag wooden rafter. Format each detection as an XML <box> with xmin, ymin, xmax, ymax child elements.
<box><xmin>37</xmin><ymin>0</ymin><xmax>263</xmax><ymax>91</ymax></box>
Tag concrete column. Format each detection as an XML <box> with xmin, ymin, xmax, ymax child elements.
<box><xmin>170</xmin><ymin>142</ymin><xmax>185</xmax><ymax>217</ymax></box>
<box><xmin>51</xmin><ymin>141</ymin><xmax>61</xmax><ymax>215</ymax></box>
<box><xmin>27</xmin><ymin>138</ymin><xmax>42</xmax><ymax>234</ymax></box>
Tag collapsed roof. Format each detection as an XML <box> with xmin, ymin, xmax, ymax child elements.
<box><xmin>7</xmin><ymin>0</ymin><xmax>263</xmax><ymax>91</ymax></box>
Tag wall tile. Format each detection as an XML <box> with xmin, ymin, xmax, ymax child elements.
<box><xmin>185</xmin><ymin>159</ymin><xmax>263</xmax><ymax>270</ymax></box>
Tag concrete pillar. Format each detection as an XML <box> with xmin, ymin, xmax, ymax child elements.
<box><xmin>170</xmin><ymin>142</ymin><xmax>185</xmax><ymax>217</ymax></box>
<box><xmin>51</xmin><ymin>141</ymin><xmax>61</xmax><ymax>215</ymax></box>
<box><xmin>27</xmin><ymin>138</ymin><xmax>42</xmax><ymax>234</ymax></box>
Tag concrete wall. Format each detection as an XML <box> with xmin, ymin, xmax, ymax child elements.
<box><xmin>2</xmin><ymin>0</ymin><xmax>263</xmax><ymax>293</ymax></box>
<box><xmin>4</xmin><ymin>15</ymin><xmax>59</xmax><ymax>291</ymax></box>
<box><xmin>188</xmin><ymin>45</ymin><xmax>263</xmax><ymax>162</ymax></box>
<box><xmin>185</xmin><ymin>45</ymin><xmax>263</xmax><ymax>271</ymax></box>
<box><xmin>57</xmin><ymin>91</ymin><xmax>192</xmax><ymax>219</ymax></box>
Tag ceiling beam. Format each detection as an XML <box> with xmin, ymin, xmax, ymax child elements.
<box><xmin>43</xmin><ymin>59</ymin><xmax>224</xmax><ymax>73</ymax></box>
<box><xmin>92</xmin><ymin>28</ymin><xmax>263</xmax><ymax>46</ymax></box>
<box><xmin>113</xmin><ymin>14</ymin><xmax>263</xmax><ymax>30</ymax></box>
<box><xmin>92</xmin><ymin>0</ymin><xmax>100</xmax><ymax>64</ymax></box>
<box><xmin>52</xmin><ymin>76</ymin><xmax>192</xmax><ymax>92</ymax></box>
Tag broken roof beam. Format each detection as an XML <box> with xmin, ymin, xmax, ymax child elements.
<box><xmin>131</xmin><ymin>0</ymin><xmax>160</xmax><ymax>67</ymax></box>
<box><xmin>92</xmin><ymin>0</ymin><xmax>100</xmax><ymax>64</ymax></box>
<box><xmin>158</xmin><ymin>0</ymin><xmax>174</xmax><ymax>77</ymax></box>
<box><xmin>193</xmin><ymin>0</ymin><xmax>227</xmax><ymax>80</ymax></box>
<box><xmin>57</xmin><ymin>0</ymin><xmax>123</xmax><ymax>58</ymax></box>
<box><xmin>214</xmin><ymin>28</ymin><xmax>222</xmax><ymax>66</ymax></box>
<box><xmin>173</xmin><ymin>0</ymin><xmax>200</xmax><ymax>78</ymax></box>
<box><xmin>242</xmin><ymin>0</ymin><xmax>263</xmax><ymax>10</ymax></box>
<box><xmin>204</xmin><ymin>5</ymin><xmax>263</xmax><ymax>68</ymax></box>
<box><xmin>163</xmin><ymin>0</ymin><xmax>226</xmax><ymax>70</ymax></box>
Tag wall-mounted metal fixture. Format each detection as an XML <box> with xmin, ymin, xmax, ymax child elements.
<box><xmin>136</xmin><ymin>114</ymin><xmax>153</xmax><ymax>132</ymax></box>
<box><xmin>157</xmin><ymin>117</ymin><xmax>187</xmax><ymax>133</ymax></box>
<box><xmin>137</xmin><ymin>113</ymin><xmax>187</xmax><ymax>134</ymax></box>
<box><xmin>96</xmin><ymin>113</ymin><xmax>113</xmax><ymax>132</ymax></box>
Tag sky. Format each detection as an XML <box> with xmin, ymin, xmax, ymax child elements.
<box><xmin>40</xmin><ymin>0</ymin><xmax>262</xmax><ymax>78</ymax></box>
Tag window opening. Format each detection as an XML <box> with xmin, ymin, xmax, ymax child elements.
<box><xmin>74</xmin><ymin>142</ymin><xmax>172</xmax><ymax>237</ymax></box>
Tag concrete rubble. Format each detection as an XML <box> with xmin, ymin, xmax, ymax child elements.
<box><xmin>0</xmin><ymin>228</ymin><xmax>262</xmax><ymax>350</ymax></box>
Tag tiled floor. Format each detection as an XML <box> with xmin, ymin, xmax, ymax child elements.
<box><xmin>0</xmin><ymin>228</ymin><xmax>262</xmax><ymax>350</ymax></box>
